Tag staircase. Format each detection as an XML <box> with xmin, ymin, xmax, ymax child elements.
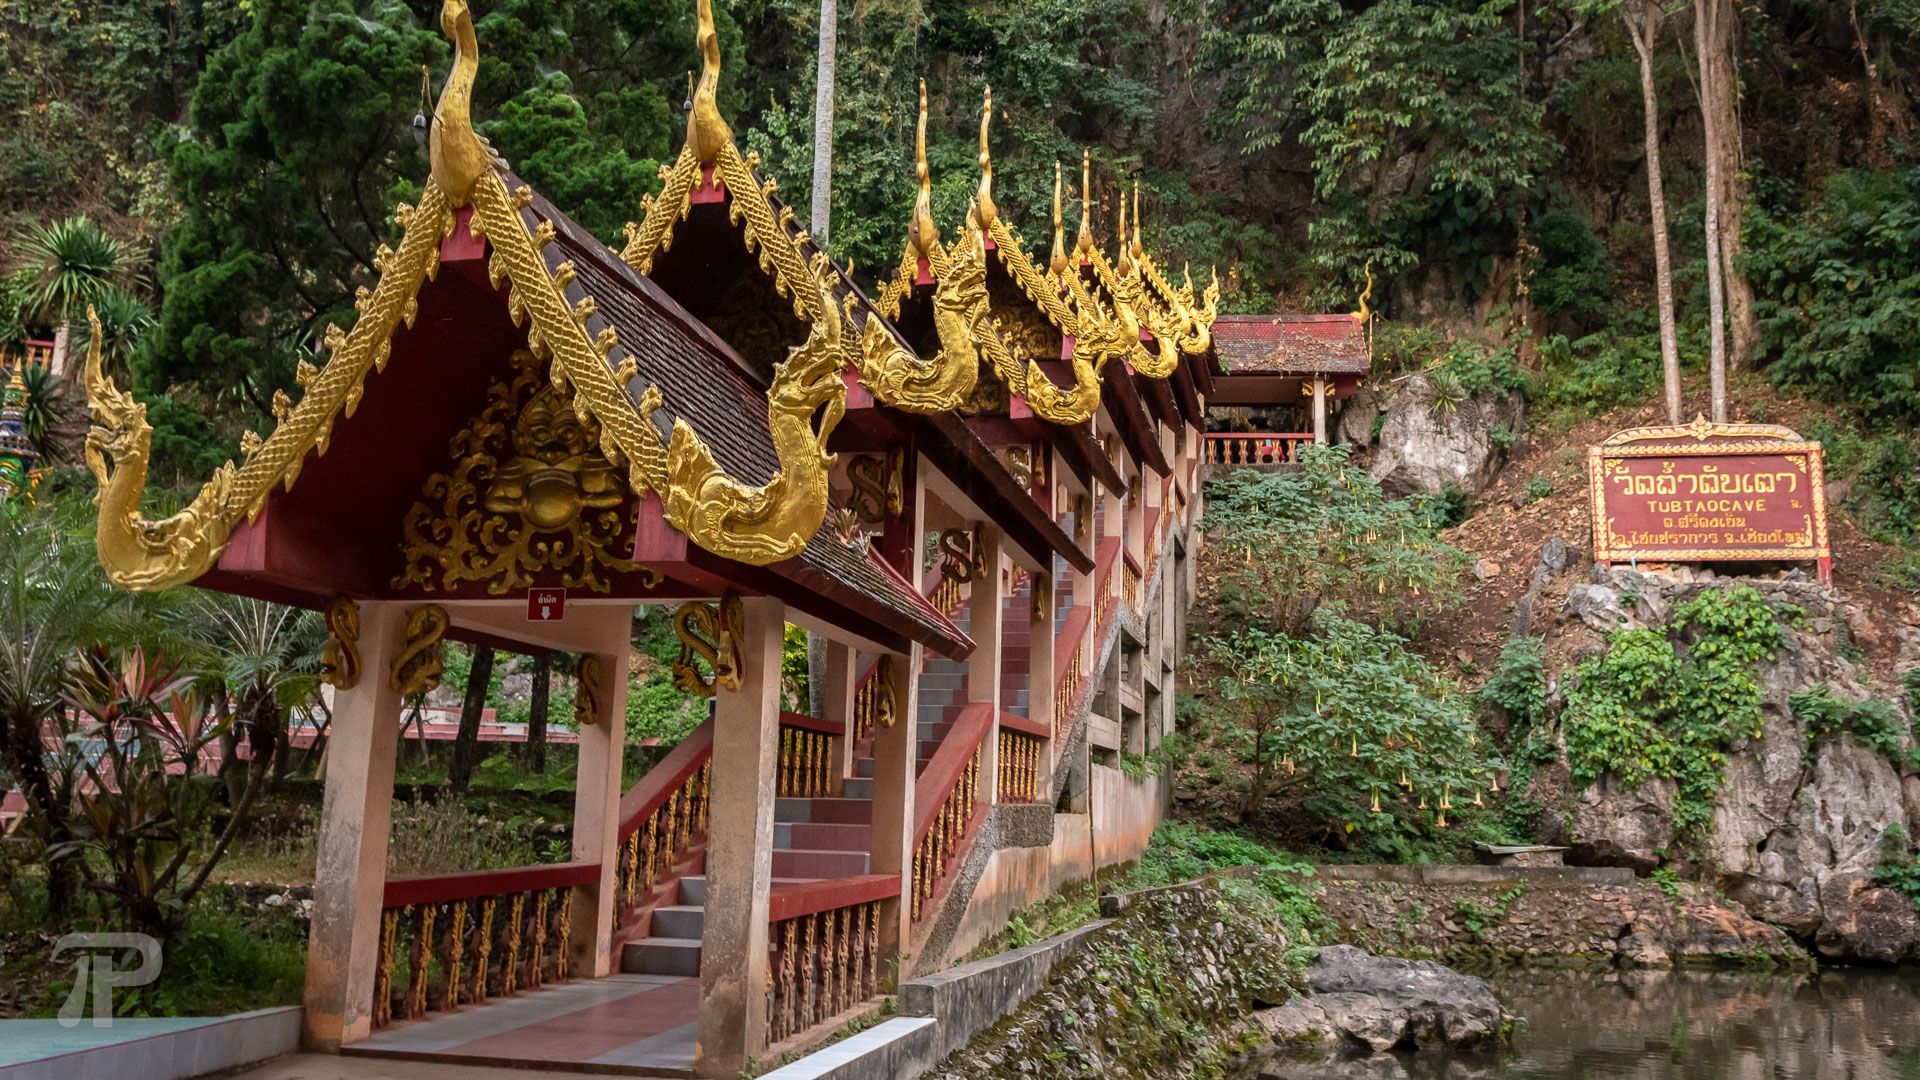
<box><xmin>617</xmin><ymin>572</ymin><xmax>1036</xmax><ymax>981</ymax></box>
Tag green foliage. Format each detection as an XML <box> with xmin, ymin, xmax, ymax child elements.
<box><xmin>1904</xmin><ymin>669</ymin><xmax>1920</xmax><ymax>715</ymax></box>
<box><xmin>32</xmin><ymin>899</ymin><xmax>307</xmax><ymax>1019</ymax></box>
<box><xmin>1790</xmin><ymin>685</ymin><xmax>1919</xmax><ymax>769</ymax></box>
<box><xmin>1201</xmin><ymin>444</ymin><xmax>1468</xmax><ymax>636</ymax></box>
<box><xmin>1747</xmin><ymin>163</ymin><xmax>1920</xmax><ymax>423</ymax></box>
<box><xmin>1874</xmin><ymin>825</ymin><xmax>1920</xmax><ymax>911</ymax></box>
<box><xmin>625</xmin><ymin>670</ymin><xmax>702</xmax><ymax>745</ymax></box>
<box><xmin>1532</xmin><ymin>329</ymin><xmax>1665</xmax><ymax>420</ymax></box>
<box><xmin>1525</xmin><ymin>476</ymin><xmax>1554</xmax><ymax>503</ymax></box>
<box><xmin>70</xmin><ymin>285</ymin><xmax>156</xmax><ymax>379</ymax></box>
<box><xmin>1208</xmin><ymin>0</ymin><xmax>1555</xmax><ymax>297</ymax></box>
<box><xmin>15</xmin><ymin>215</ymin><xmax>139</xmax><ymax>323</ymax></box>
<box><xmin>1407</xmin><ymin>483</ymin><xmax>1472</xmax><ymax>531</ymax></box>
<box><xmin>1562</xmin><ymin>587</ymin><xmax>1789</xmax><ymax>841</ymax></box>
<box><xmin>1206</xmin><ymin>611</ymin><xmax>1501</xmax><ymax>847</ymax></box>
<box><xmin>1453</xmin><ymin>883</ymin><xmax>1524</xmax><ymax>937</ymax></box>
<box><xmin>1480</xmin><ymin>636</ymin><xmax>1548</xmax><ymax>732</ymax></box>
<box><xmin>1651</xmin><ymin>866</ymin><xmax>1683</xmax><ymax>902</ymax></box>
<box><xmin>781</xmin><ymin>624</ymin><xmax>810</xmax><ymax>712</ymax></box>
<box><xmin>1429</xmin><ymin>340</ymin><xmax>1527</xmax><ymax>398</ymax></box>
<box><xmin>1528</xmin><ymin>205</ymin><xmax>1614</xmax><ymax>326</ymax></box>
<box><xmin>1804</xmin><ymin>419</ymin><xmax>1920</xmax><ymax>546</ymax></box>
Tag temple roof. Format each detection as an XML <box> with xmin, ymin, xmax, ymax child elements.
<box><xmin>1210</xmin><ymin>314</ymin><xmax>1371</xmax><ymax>376</ymax></box>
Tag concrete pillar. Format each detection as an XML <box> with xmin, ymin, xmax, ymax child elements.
<box><xmin>1028</xmin><ymin>568</ymin><xmax>1057</xmax><ymax>795</ymax></box>
<box><xmin>570</xmin><ymin>606</ymin><xmax>632</xmax><ymax>978</ymax></box>
<box><xmin>302</xmin><ymin>602</ymin><xmax>407</xmax><ymax>1050</ymax></box>
<box><xmin>1312</xmin><ymin>379</ymin><xmax>1329</xmax><ymax>444</ymax></box>
<box><xmin>867</xmin><ymin>640</ymin><xmax>921</xmax><ymax>969</ymax></box>
<box><xmin>825</xmin><ymin>640</ymin><xmax>857</xmax><ymax>789</ymax></box>
<box><xmin>968</xmin><ymin>527</ymin><xmax>1005</xmax><ymax>803</ymax></box>
<box><xmin>695</xmin><ymin>596</ymin><xmax>785</xmax><ymax>1077</ymax></box>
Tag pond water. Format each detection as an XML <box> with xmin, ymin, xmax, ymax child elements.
<box><xmin>1252</xmin><ymin>967</ymin><xmax>1920</xmax><ymax>1079</ymax></box>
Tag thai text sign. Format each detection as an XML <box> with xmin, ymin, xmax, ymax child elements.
<box><xmin>1589</xmin><ymin>419</ymin><xmax>1829</xmax><ymax>567</ymax></box>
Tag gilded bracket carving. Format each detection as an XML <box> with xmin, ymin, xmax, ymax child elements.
<box><xmin>319</xmin><ymin>597</ymin><xmax>362</xmax><ymax>690</ymax></box>
<box><xmin>390</xmin><ymin>604</ymin><xmax>451</xmax><ymax>698</ymax></box>
<box><xmin>672</xmin><ymin>592</ymin><xmax>746</xmax><ymax>698</ymax></box>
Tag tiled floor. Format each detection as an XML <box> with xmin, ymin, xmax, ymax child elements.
<box><xmin>344</xmin><ymin>974</ymin><xmax>698</xmax><ymax>1075</ymax></box>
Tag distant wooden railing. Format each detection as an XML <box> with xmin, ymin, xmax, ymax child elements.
<box><xmin>375</xmin><ymin>861</ymin><xmax>600</xmax><ymax>1027</ymax></box>
<box><xmin>1204</xmin><ymin>432</ymin><xmax>1313</xmax><ymax>466</ymax></box>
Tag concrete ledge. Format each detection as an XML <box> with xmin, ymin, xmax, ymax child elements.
<box><xmin>0</xmin><ymin>1006</ymin><xmax>301</xmax><ymax>1080</ymax></box>
<box><xmin>757</xmin><ymin>1018</ymin><xmax>938</xmax><ymax>1080</ymax></box>
<box><xmin>900</xmin><ymin>919</ymin><xmax>1111</xmax><ymax>1061</ymax></box>
<box><xmin>1315</xmin><ymin>864</ymin><xmax>1635</xmax><ymax>885</ymax></box>
<box><xmin>1098</xmin><ymin>866</ymin><xmax>1259</xmax><ymax>918</ymax></box>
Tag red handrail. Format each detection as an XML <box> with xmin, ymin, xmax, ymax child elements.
<box><xmin>913</xmin><ymin>703</ymin><xmax>994</xmax><ymax>837</ymax></box>
<box><xmin>779</xmin><ymin>710</ymin><xmax>842</xmax><ymax>736</ymax></box>
<box><xmin>619</xmin><ymin>719</ymin><xmax>714</xmax><ymax>842</ymax></box>
<box><xmin>1054</xmin><ymin>606</ymin><xmax>1091</xmax><ymax>688</ymax></box>
<box><xmin>999</xmin><ymin>710</ymin><xmax>1050</xmax><ymax>740</ymax></box>
<box><xmin>768</xmin><ymin>874</ymin><xmax>902</xmax><ymax>923</ymax></box>
<box><xmin>384</xmin><ymin>860</ymin><xmax>600</xmax><ymax>909</ymax></box>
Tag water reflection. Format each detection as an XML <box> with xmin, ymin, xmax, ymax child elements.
<box><xmin>1250</xmin><ymin>968</ymin><xmax>1920</xmax><ymax>1079</ymax></box>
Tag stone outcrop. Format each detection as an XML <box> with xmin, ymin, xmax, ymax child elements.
<box><xmin>1312</xmin><ymin>870</ymin><xmax>1806</xmax><ymax>969</ymax></box>
<box><xmin>1251</xmin><ymin>945</ymin><xmax>1505</xmax><ymax>1053</ymax></box>
<box><xmin>1364</xmin><ymin>374</ymin><xmax>1524</xmax><ymax>497</ymax></box>
<box><xmin>1539</xmin><ymin>567</ymin><xmax>1920</xmax><ymax>963</ymax></box>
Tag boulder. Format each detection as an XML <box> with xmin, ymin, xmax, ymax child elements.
<box><xmin>1365</xmin><ymin>374</ymin><xmax>1524</xmax><ymax>497</ymax></box>
<box><xmin>1251</xmin><ymin>945</ymin><xmax>1505</xmax><ymax>1057</ymax></box>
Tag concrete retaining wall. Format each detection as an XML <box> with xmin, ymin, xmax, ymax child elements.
<box><xmin>0</xmin><ymin>1006</ymin><xmax>301</xmax><ymax>1080</ymax></box>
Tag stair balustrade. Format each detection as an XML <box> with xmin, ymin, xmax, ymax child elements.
<box><xmin>1202</xmin><ymin>432</ymin><xmax>1313</xmax><ymax>466</ymax></box>
<box><xmin>373</xmin><ymin>861</ymin><xmax>600</xmax><ymax>1027</ymax></box>
<box><xmin>1053</xmin><ymin>606</ymin><xmax>1091</xmax><ymax>729</ymax></box>
<box><xmin>614</xmin><ymin>722</ymin><xmax>715</xmax><ymax>928</ymax></box>
<box><xmin>777</xmin><ymin>712</ymin><xmax>842</xmax><ymax>798</ymax></box>
<box><xmin>909</xmin><ymin>702</ymin><xmax>993</xmax><ymax>921</ymax></box>
<box><xmin>997</xmin><ymin>713</ymin><xmax>1049</xmax><ymax>803</ymax></box>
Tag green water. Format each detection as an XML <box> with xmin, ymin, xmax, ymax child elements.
<box><xmin>1255</xmin><ymin>967</ymin><xmax>1920</xmax><ymax>1079</ymax></box>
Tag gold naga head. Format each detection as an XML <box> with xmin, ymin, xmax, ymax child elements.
<box><xmin>1352</xmin><ymin>259</ymin><xmax>1375</xmax><ymax>322</ymax></box>
<box><xmin>428</xmin><ymin>0</ymin><xmax>490</xmax><ymax>206</ymax></box>
<box><xmin>690</xmin><ymin>0</ymin><xmax>733</xmax><ymax>166</ymax></box>
<box><xmin>1049</xmin><ymin>160</ymin><xmax>1069</xmax><ymax>277</ymax></box>
<box><xmin>975</xmin><ymin>87</ymin><xmax>997</xmax><ymax>230</ymax></box>
<box><xmin>908</xmin><ymin>79</ymin><xmax>940</xmax><ymax>261</ymax></box>
<box><xmin>1114</xmin><ymin>176</ymin><xmax>1131</xmax><ymax>274</ymax></box>
<box><xmin>1130</xmin><ymin>181</ymin><xmax>1146</xmax><ymax>263</ymax></box>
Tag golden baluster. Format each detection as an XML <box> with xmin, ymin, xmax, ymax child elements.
<box><xmin>663</xmin><ymin>794</ymin><xmax>680</xmax><ymax>870</ymax></box>
<box><xmin>780</xmin><ymin>919</ymin><xmax>798</xmax><ymax>1040</ymax></box>
<box><xmin>555</xmin><ymin>891</ymin><xmax>573</xmax><ymax>982</ymax></box>
<box><xmin>374</xmin><ymin>908</ymin><xmax>399</xmax><ymax>1027</ymax></box>
<box><xmin>644</xmin><ymin>814</ymin><xmax>660</xmax><ymax>894</ymax></box>
<box><xmin>821</xmin><ymin>905</ymin><xmax>837</xmax><ymax>1020</ymax></box>
<box><xmin>851</xmin><ymin>902</ymin><xmax>868</xmax><ymax>1001</ymax></box>
<box><xmin>803</xmin><ymin>913</ymin><xmax>818</xmax><ymax>1030</ymax></box>
<box><xmin>867</xmin><ymin>901</ymin><xmax>881</xmax><ymax>994</ymax></box>
<box><xmin>530</xmin><ymin>890</ymin><xmax>550</xmax><ymax>989</ymax></box>
<box><xmin>624</xmin><ymin>831</ymin><xmax>640</xmax><ymax>910</ymax></box>
<box><xmin>409</xmin><ymin>903</ymin><xmax>436</xmax><ymax>1019</ymax></box>
<box><xmin>444</xmin><ymin>900</ymin><xmax>467</xmax><ymax>1012</ymax></box>
<box><xmin>699</xmin><ymin>759</ymin><xmax>713</xmax><ymax>833</ymax></box>
<box><xmin>473</xmin><ymin>897</ymin><xmax>496</xmax><ymax>1003</ymax></box>
<box><xmin>501</xmin><ymin>892</ymin><xmax>526</xmax><ymax>995</ymax></box>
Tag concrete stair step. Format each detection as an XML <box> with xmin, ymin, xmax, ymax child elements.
<box><xmin>776</xmin><ymin>797</ymin><xmax>873</xmax><ymax>824</ymax></box>
<box><xmin>649</xmin><ymin>905</ymin><xmax>704</xmax><ymax>939</ymax></box>
<box><xmin>622</xmin><ymin>937</ymin><xmax>701</xmax><ymax>977</ymax></box>
<box><xmin>677</xmin><ymin>875</ymin><xmax>818</xmax><ymax>907</ymax></box>
<box><xmin>840</xmin><ymin>777</ymin><xmax>873</xmax><ymax>799</ymax></box>
<box><xmin>853</xmin><ymin>756</ymin><xmax>874</xmax><ymax>779</ymax></box>
<box><xmin>775</xmin><ymin>822</ymin><xmax>872</xmax><ymax>851</ymax></box>
<box><xmin>774</xmin><ymin>848</ymin><xmax>871</xmax><ymax>877</ymax></box>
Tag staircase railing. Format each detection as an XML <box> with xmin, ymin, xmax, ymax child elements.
<box><xmin>615</xmin><ymin>721</ymin><xmax>715</xmax><ymax>927</ymax></box>
<box><xmin>909</xmin><ymin>701</ymin><xmax>993</xmax><ymax>921</ymax></box>
<box><xmin>373</xmin><ymin>861</ymin><xmax>599</xmax><ymax>1027</ymax></box>
<box><xmin>765</xmin><ymin>874</ymin><xmax>900</xmax><ymax>1043</ymax></box>
<box><xmin>1203</xmin><ymin>432</ymin><xmax>1313</xmax><ymax>466</ymax></box>
<box><xmin>777</xmin><ymin>711</ymin><xmax>842</xmax><ymax>798</ymax></box>
<box><xmin>997</xmin><ymin>712</ymin><xmax>1049</xmax><ymax>803</ymax></box>
<box><xmin>1053</xmin><ymin>605</ymin><xmax>1091</xmax><ymax>729</ymax></box>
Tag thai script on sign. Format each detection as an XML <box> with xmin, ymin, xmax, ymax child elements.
<box><xmin>1587</xmin><ymin>421</ymin><xmax>1829</xmax><ymax>578</ymax></box>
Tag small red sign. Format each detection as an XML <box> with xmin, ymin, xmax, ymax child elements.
<box><xmin>528</xmin><ymin>588</ymin><xmax>566</xmax><ymax>622</ymax></box>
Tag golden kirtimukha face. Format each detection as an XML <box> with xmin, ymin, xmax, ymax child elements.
<box><xmin>483</xmin><ymin>385</ymin><xmax>621</xmax><ymax>532</ymax></box>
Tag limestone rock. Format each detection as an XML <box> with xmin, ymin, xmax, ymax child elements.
<box><xmin>1366</xmin><ymin>374</ymin><xmax>1524</xmax><ymax>497</ymax></box>
<box><xmin>1566</xmin><ymin>583</ymin><xmax>1628</xmax><ymax>631</ymax></box>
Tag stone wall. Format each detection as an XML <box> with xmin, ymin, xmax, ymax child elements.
<box><xmin>1313</xmin><ymin>868</ymin><xmax>1808</xmax><ymax>969</ymax></box>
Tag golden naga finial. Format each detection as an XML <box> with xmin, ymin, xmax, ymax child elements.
<box><xmin>1114</xmin><ymin>177</ymin><xmax>1130</xmax><ymax>273</ymax></box>
<box><xmin>1049</xmin><ymin>160</ymin><xmax>1069</xmax><ymax>277</ymax></box>
<box><xmin>908</xmin><ymin>79</ymin><xmax>940</xmax><ymax>261</ymax></box>
<box><xmin>1074</xmin><ymin>150</ymin><xmax>1093</xmax><ymax>258</ymax></box>
<box><xmin>1130</xmin><ymin>181</ymin><xmax>1145</xmax><ymax>262</ymax></box>
<box><xmin>1352</xmin><ymin>259</ymin><xmax>1374</xmax><ymax>322</ymax></box>
<box><xmin>690</xmin><ymin>0</ymin><xmax>732</xmax><ymax>166</ymax></box>
<box><xmin>976</xmin><ymin>87</ymin><xmax>997</xmax><ymax>229</ymax></box>
<box><xmin>430</xmin><ymin>0</ymin><xmax>490</xmax><ymax>206</ymax></box>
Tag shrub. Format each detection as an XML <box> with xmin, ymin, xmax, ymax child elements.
<box><xmin>1790</xmin><ymin>685</ymin><xmax>1918</xmax><ymax>769</ymax></box>
<box><xmin>1206</xmin><ymin>611</ymin><xmax>1501</xmax><ymax>847</ymax></box>
<box><xmin>1561</xmin><ymin>587</ymin><xmax>1788</xmax><ymax>840</ymax></box>
<box><xmin>1525</xmin><ymin>476</ymin><xmax>1554</xmax><ymax>504</ymax></box>
<box><xmin>1528</xmin><ymin>206</ymin><xmax>1614</xmax><ymax>327</ymax></box>
<box><xmin>1201</xmin><ymin>445</ymin><xmax>1469</xmax><ymax>636</ymax></box>
<box><xmin>1481</xmin><ymin>637</ymin><xmax>1548</xmax><ymax>733</ymax></box>
<box><xmin>1532</xmin><ymin>330</ymin><xmax>1663</xmax><ymax>419</ymax></box>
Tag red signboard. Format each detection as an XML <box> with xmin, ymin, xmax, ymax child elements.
<box><xmin>1589</xmin><ymin>419</ymin><xmax>1829</xmax><ymax>582</ymax></box>
<box><xmin>527</xmin><ymin>588</ymin><xmax>566</xmax><ymax>622</ymax></box>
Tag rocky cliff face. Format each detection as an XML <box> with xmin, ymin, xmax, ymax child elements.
<box><xmin>1343</xmin><ymin>374</ymin><xmax>1525</xmax><ymax>497</ymax></box>
<box><xmin>1536</xmin><ymin>568</ymin><xmax>1920</xmax><ymax>963</ymax></box>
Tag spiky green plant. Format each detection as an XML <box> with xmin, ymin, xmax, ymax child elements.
<box><xmin>16</xmin><ymin>216</ymin><xmax>137</xmax><ymax>322</ymax></box>
<box><xmin>71</xmin><ymin>286</ymin><xmax>155</xmax><ymax>379</ymax></box>
<box><xmin>18</xmin><ymin>363</ymin><xmax>68</xmax><ymax>461</ymax></box>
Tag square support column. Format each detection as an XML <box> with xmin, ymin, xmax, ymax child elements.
<box><xmin>825</xmin><ymin>640</ymin><xmax>857</xmax><ymax>790</ymax></box>
<box><xmin>302</xmin><ymin>602</ymin><xmax>407</xmax><ymax>1050</ymax></box>
<box><xmin>968</xmin><ymin>527</ymin><xmax>1005</xmax><ymax>803</ymax></box>
<box><xmin>868</xmin><ymin>640</ymin><xmax>921</xmax><ymax>968</ymax></box>
<box><xmin>569</xmin><ymin>605</ymin><xmax>632</xmax><ymax>978</ymax></box>
<box><xmin>1027</xmin><ymin>569</ymin><xmax>1057</xmax><ymax>796</ymax></box>
<box><xmin>696</xmin><ymin>595</ymin><xmax>786</xmax><ymax>1077</ymax></box>
<box><xmin>1312</xmin><ymin>379</ymin><xmax>1329</xmax><ymax>444</ymax></box>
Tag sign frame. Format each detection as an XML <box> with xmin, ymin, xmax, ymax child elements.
<box><xmin>527</xmin><ymin>587</ymin><xmax>567</xmax><ymax>622</ymax></box>
<box><xmin>1588</xmin><ymin>417</ymin><xmax>1830</xmax><ymax>583</ymax></box>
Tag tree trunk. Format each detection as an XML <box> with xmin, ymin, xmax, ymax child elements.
<box><xmin>1626</xmin><ymin>1</ymin><xmax>1684</xmax><ymax>423</ymax></box>
<box><xmin>526</xmin><ymin>652</ymin><xmax>550</xmax><ymax>774</ymax></box>
<box><xmin>2</xmin><ymin>708</ymin><xmax>75</xmax><ymax>914</ymax></box>
<box><xmin>1694</xmin><ymin>0</ymin><xmax>1730</xmax><ymax>422</ymax></box>
<box><xmin>449</xmin><ymin>645</ymin><xmax>494</xmax><ymax>794</ymax></box>
<box><xmin>1700</xmin><ymin>0</ymin><xmax>1755</xmax><ymax>371</ymax></box>
<box><xmin>808</xmin><ymin>0</ymin><xmax>838</xmax><ymax>245</ymax></box>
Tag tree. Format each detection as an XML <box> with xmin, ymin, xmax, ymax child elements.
<box><xmin>1622</xmin><ymin>0</ymin><xmax>1685</xmax><ymax>422</ymax></box>
<box><xmin>168</xmin><ymin>592</ymin><xmax>324</xmax><ymax>797</ymax></box>
<box><xmin>0</xmin><ymin>499</ymin><xmax>126</xmax><ymax>916</ymax></box>
<box><xmin>1696</xmin><ymin>0</ymin><xmax>1756</xmax><ymax>372</ymax></box>
<box><xmin>526</xmin><ymin>651</ymin><xmax>551</xmax><ymax>773</ymax></box>
<box><xmin>808</xmin><ymin>0</ymin><xmax>838</xmax><ymax>244</ymax></box>
<box><xmin>16</xmin><ymin>216</ymin><xmax>137</xmax><ymax>332</ymax></box>
<box><xmin>449</xmin><ymin>644</ymin><xmax>495</xmax><ymax>794</ymax></box>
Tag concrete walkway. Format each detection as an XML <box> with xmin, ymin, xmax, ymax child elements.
<box><xmin>243</xmin><ymin>1054</ymin><xmax>573</xmax><ymax>1079</ymax></box>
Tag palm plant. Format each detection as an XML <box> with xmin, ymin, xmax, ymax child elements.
<box><xmin>70</xmin><ymin>286</ymin><xmax>154</xmax><ymax>381</ymax></box>
<box><xmin>0</xmin><ymin>499</ymin><xmax>129</xmax><ymax>915</ymax></box>
<box><xmin>16</xmin><ymin>216</ymin><xmax>137</xmax><ymax>325</ymax></box>
<box><xmin>19</xmin><ymin>363</ymin><xmax>69</xmax><ymax>461</ymax></box>
<box><xmin>165</xmin><ymin>592</ymin><xmax>323</xmax><ymax>804</ymax></box>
